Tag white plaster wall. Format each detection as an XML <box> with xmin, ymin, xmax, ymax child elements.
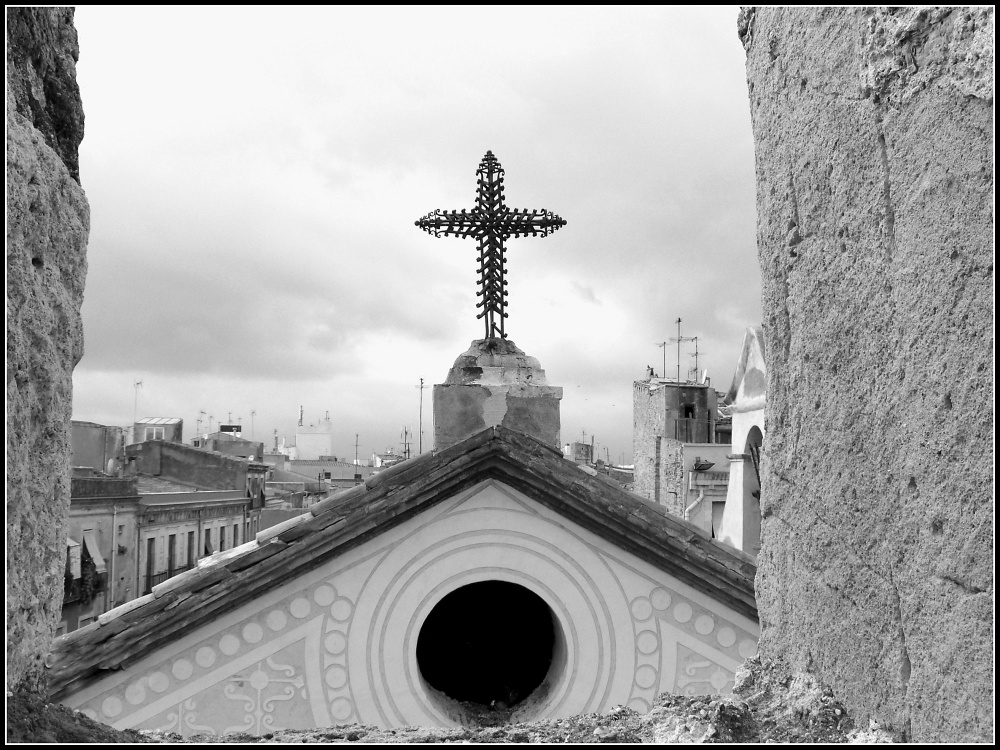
<box><xmin>62</xmin><ymin>480</ymin><xmax>758</xmax><ymax>736</ymax></box>
<box><xmin>718</xmin><ymin>407</ymin><xmax>765</xmax><ymax>554</ymax></box>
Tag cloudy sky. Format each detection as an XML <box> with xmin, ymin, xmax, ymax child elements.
<box><xmin>70</xmin><ymin>6</ymin><xmax>760</xmax><ymax>465</ymax></box>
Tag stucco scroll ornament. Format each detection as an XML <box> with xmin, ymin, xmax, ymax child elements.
<box><xmin>222</xmin><ymin>656</ymin><xmax>305</xmax><ymax>736</ymax></box>
<box><xmin>155</xmin><ymin>697</ymin><xmax>216</xmax><ymax>736</ymax></box>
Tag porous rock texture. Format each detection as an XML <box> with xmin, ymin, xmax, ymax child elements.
<box><xmin>740</xmin><ymin>7</ymin><xmax>993</xmax><ymax>742</ymax></box>
<box><xmin>6</xmin><ymin>7</ymin><xmax>90</xmax><ymax>692</ymax></box>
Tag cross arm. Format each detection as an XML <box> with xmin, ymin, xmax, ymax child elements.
<box><xmin>414</xmin><ymin>209</ymin><xmax>485</xmax><ymax>239</ymax></box>
<box><xmin>498</xmin><ymin>208</ymin><xmax>567</xmax><ymax>238</ymax></box>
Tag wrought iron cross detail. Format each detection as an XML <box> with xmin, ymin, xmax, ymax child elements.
<box><xmin>415</xmin><ymin>151</ymin><xmax>566</xmax><ymax>339</ymax></box>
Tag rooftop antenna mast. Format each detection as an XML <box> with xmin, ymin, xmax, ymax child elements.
<box><xmin>669</xmin><ymin>318</ymin><xmax>698</xmax><ymax>382</ymax></box>
<box><xmin>401</xmin><ymin>427</ymin><xmax>411</xmax><ymax>460</ymax></box>
<box><xmin>415</xmin><ymin>378</ymin><xmax>428</xmax><ymax>454</ymax></box>
<box><xmin>133</xmin><ymin>379</ymin><xmax>143</xmax><ymax>424</ymax></box>
<box><xmin>689</xmin><ymin>338</ymin><xmax>704</xmax><ymax>381</ymax></box>
<box><xmin>298</xmin><ymin>406</ymin><xmax>304</xmax><ymax>427</ymax></box>
<box><xmin>654</xmin><ymin>342</ymin><xmax>667</xmax><ymax>379</ymax></box>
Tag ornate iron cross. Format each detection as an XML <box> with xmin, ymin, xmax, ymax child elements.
<box><xmin>415</xmin><ymin>151</ymin><xmax>566</xmax><ymax>339</ymax></box>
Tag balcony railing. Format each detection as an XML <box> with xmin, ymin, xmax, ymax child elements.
<box><xmin>63</xmin><ymin>571</ymin><xmax>108</xmax><ymax>605</ymax></box>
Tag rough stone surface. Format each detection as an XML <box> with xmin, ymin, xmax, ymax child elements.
<box><xmin>6</xmin><ymin>6</ymin><xmax>90</xmax><ymax>692</ymax></box>
<box><xmin>434</xmin><ymin>339</ymin><xmax>562</xmax><ymax>450</ymax></box>
<box><xmin>741</xmin><ymin>6</ymin><xmax>993</xmax><ymax>743</ymax></box>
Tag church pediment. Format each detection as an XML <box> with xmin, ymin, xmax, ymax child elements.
<box><xmin>49</xmin><ymin>427</ymin><xmax>757</xmax><ymax>733</ymax></box>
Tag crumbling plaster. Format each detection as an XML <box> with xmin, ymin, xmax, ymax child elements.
<box><xmin>434</xmin><ymin>339</ymin><xmax>562</xmax><ymax>450</ymax></box>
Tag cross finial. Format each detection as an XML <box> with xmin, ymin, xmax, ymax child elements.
<box><xmin>415</xmin><ymin>151</ymin><xmax>566</xmax><ymax>339</ymax></box>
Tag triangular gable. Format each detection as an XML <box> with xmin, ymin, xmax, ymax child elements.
<box><xmin>723</xmin><ymin>326</ymin><xmax>766</xmax><ymax>411</ymax></box>
<box><xmin>56</xmin><ymin>476</ymin><xmax>758</xmax><ymax>734</ymax></box>
<box><xmin>48</xmin><ymin>427</ymin><xmax>756</xmax><ymax>707</ymax></box>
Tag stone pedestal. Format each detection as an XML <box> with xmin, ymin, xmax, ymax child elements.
<box><xmin>433</xmin><ymin>339</ymin><xmax>562</xmax><ymax>451</ymax></box>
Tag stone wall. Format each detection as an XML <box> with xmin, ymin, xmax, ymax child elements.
<box><xmin>6</xmin><ymin>7</ymin><xmax>90</xmax><ymax>691</ymax></box>
<box><xmin>632</xmin><ymin>381</ymin><xmax>664</xmax><ymax>503</ymax></box>
<box><xmin>741</xmin><ymin>7</ymin><xmax>993</xmax><ymax>742</ymax></box>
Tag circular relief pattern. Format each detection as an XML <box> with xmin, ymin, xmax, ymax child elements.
<box><xmin>101</xmin><ymin>696</ymin><xmax>122</xmax><ymax>718</ymax></box>
<box><xmin>330</xmin><ymin>598</ymin><xmax>353</xmax><ymax>623</ymax></box>
<box><xmin>249</xmin><ymin>669</ymin><xmax>269</xmax><ymax>691</ymax></box>
<box><xmin>290</xmin><ymin>597</ymin><xmax>311</xmax><ymax>619</ymax></box>
<box><xmin>314</xmin><ymin>584</ymin><xmax>336</xmax><ymax>606</ymax></box>
<box><xmin>635</xmin><ymin>664</ymin><xmax>657</xmax><ymax>690</ymax></box>
<box><xmin>738</xmin><ymin>639</ymin><xmax>758</xmax><ymax>659</ymax></box>
<box><xmin>148</xmin><ymin>671</ymin><xmax>170</xmax><ymax>694</ymax></box>
<box><xmin>694</xmin><ymin>614</ymin><xmax>715</xmax><ymax>635</ymax></box>
<box><xmin>325</xmin><ymin>665</ymin><xmax>348</xmax><ymax>690</ymax></box>
<box><xmin>242</xmin><ymin>622</ymin><xmax>263</xmax><ymax>644</ymax></box>
<box><xmin>716</xmin><ymin>627</ymin><xmax>737</xmax><ymax>648</ymax></box>
<box><xmin>650</xmin><ymin>588</ymin><xmax>672</xmax><ymax>611</ymax></box>
<box><xmin>82</xmin><ymin>708</ymin><xmax>98</xmax><ymax>721</ymax></box>
<box><xmin>171</xmin><ymin>659</ymin><xmax>193</xmax><ymax>681</ymax></box>
<box><xmin>330</xmin><ymin>697</ymin><xmax>354</xmax><ymax>721</ymax></box>
<box><xmin>673</xmin><ymin>602</ymin><xmax>693</xmax><ymax>623</ymax></box>
<box><xmin>125</xmin><ymin>682</ymin><xmax>146</xmax><ymax>706</ymax></box>
<box><xmin>630</xmin><ymin>597</ymin><xmax>653</xmax><ymax>621</ymax></box>
<box><xmin>324</xmin><ymin>632</ymin><xmax>347</xmax><ymax>655</ymax></box>
<box><xmin>636</xmin><ymin>630</ymin><xmax>659</xmax><ymax>655</ymax></box>
<box><xmin>266</xmin><ymin>610</ymin><xmax>287</xmax><ymax>632</ymax></box>
<box><xmin>195</xmin><ymin>646</ymin><xmax>216</xmax><ymax>668</ymax></box>
<box><xmin>219</xmin><ymin>634</ymin><xmax>240</xmax><ymax>656</ymax></box>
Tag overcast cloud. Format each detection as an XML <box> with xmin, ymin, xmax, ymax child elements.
<box><xmin>70</xmin><ymin>6</ymin><xmax>760</xmax><ymax>464</ymax></box>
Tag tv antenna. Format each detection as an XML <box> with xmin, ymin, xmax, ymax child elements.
<box><xmin>133</xmin><ymin>379</ymin><xmax>143</xmax><ymax>424</ymax></box>
<box><xmin>688</xmin><ymin>338</ymin><xmax>703</xmax><ymax>381</ymax></box>
<box><xmin>654</xmin><ymin>342</ymin><xmax>667</xmax><ymax>379</ymax></box>
<box><xmin>669</xmin><ymin>318</ymin><xmax>698</xmax><ymax>382</ymax></box>
<box><xmin>415</xmin><ymin>378</ymin><xmax>429</xmax><ymax>454</ymax></box>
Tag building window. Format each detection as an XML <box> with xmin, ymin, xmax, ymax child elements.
<box><xmin>168</xmin><ymin>534</ymin><xmax>177</xmax><ymax>578</ymax></box>
<box><xmin>187</xmin><ymin>531</ymin><xmax>195</xmax><ymax>568</ymax></box>
<box><xmin>233</xmin><ymin>523</ymin><xmax>240</xmax><ymax>547</ymax></box>
<box><xmin>145</xmin><ymin>537</ymin><xmax>156</xmax><ymax>594</ymax></box>
<box><xmin>219</xmin><ymin>526</ymin><xmax>226</xmax><ymax>552</ymax></box>
<box><xmin>144</xmin><ymin>426</ymin><xmax>165</xmax><ymax>441</ymax></box>
<box><xmin>204</xmin><ymin>527</ymin><xmax>214</xmax><ymax>556</ymax></box>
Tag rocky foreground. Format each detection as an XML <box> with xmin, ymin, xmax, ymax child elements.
<box><xmin>8</xmin><ymin>657</ymin><xmax>897</xmax><ymax>743</ymax></box>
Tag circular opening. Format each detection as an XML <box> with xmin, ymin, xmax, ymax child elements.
<box><xmin>417</xmin><ymin>581</ymin><xmax>561</xmax><ymax>714</ymax></box>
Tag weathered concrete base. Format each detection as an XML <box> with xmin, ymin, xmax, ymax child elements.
<box><xmin>434</xmin><ymin>339</ymin><xmax>562</xmax><ymax>450</ymax></box>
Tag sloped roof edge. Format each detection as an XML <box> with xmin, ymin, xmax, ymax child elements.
<box><xmin>723</xmin><ymin>326</ymin><xmax>766</xmax><ymax>405</ymax></box>
<box><xmin>47</xmin><ymin>426</ymin><xmax>755</xmax><ymax>700</ymax></box>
